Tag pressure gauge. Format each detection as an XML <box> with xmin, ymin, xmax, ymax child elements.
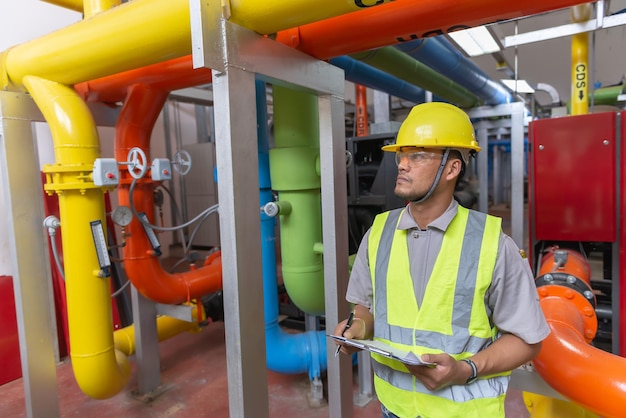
<box><xmin>111</xmin><ymin>206</ymin><xmax>133</xmax><ymax>227</ymax></box>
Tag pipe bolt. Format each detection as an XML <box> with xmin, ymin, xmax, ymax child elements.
<box><xmin>583</xmin><ymin>307</ymin><xmax>594</xmax><ymax>317</ymax></box>
<box><xmin>583</xmin><ymin>290</ymin><xmax>594</xmax><ymax>300</ymax></box>
<box><xmin>538</xmin><ymin>287</ymin><xmax>548</xmax><ymax>297</ymax></box>
<box><xmin>564</xmin><ymin>289</ymin><xmax>574</xmax><ymax>299</ymax></box>
<box><xmin>543</xmin><ymin>274</ymin><xmax>553</xmax><ymax>282</ymax></box>
<box><xmin>566</xmin><ymin>275</ymin><xmax>576</xmax><ymax>284</ymax></box>
<box><xmin>585</xmin><ymin>329</ymin><xmax>596</xmax><ymax>339</ymax></box>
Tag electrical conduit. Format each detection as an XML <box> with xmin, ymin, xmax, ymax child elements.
<box><xmin>23</xmin><ymin>75</ymin><xmax>130</xmax><ymax>399</ymax></box>
<box><xmin>269</xmin><ymin>86</ymin><xmax>325</xmax><ymax>315</ymax></box>
<box><xmin>115</xmin><ymin>83</ymin><xmax>222</xmax><ymax>305</ymax></box>
<box><xmin>256</xmin><ymin>80</ymin><xmax>326</xmax><ymax>377</ymax></box>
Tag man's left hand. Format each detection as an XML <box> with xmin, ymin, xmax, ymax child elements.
<box><xmin>405</xmin><ymin>353</ymin><xmax>472</xmax><ymax>391</ymax></box>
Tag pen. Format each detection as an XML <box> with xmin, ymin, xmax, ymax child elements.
<box><xmin>335</xmin><ymin>310</ymin><xmax>355</xmax><ymax>358</ymax></box>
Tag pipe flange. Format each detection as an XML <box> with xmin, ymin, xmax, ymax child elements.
<box><xmin>535</xmin><ymin>272</ymin><xmax>596</xmax><ymax>308</ymax></box>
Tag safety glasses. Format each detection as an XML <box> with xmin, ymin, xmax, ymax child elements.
<box><xmin>394</xmin><ymin>150</ymin><xmax>443</xmax><ymax>167</ymax></box>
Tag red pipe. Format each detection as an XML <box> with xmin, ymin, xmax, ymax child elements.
<box><xmin>275</xmin><ymin>0</ymin><xmax>591</xmax><ymax>60</ymax></box>
<box><xmin>355</xmin><ymin>84</ymin><xmax>368</xmax><ymax>137</ymax></box>
<box><xmin>533</xmin><ymin>249</ymin><xmax>626</xmax><ymax>418</ymax></box>
<box><xmin>115</xmin><ymin>83</ymin><xmax>221</xmax><ymax>304</ymax></box>
<box><xmin>75</xmin><ymin>56</ymin><xmax>212</xmax><ymax>104</ymax></box>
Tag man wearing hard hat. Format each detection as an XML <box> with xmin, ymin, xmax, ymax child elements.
<box><xmin>333</xmin><ymin>102</ymin><xmax>549</xmax><ymax>418</ymax></box>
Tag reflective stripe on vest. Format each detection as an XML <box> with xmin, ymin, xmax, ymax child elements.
<box><xmin>368</xmin><ymin>205</ymin><xmax>508</xmax><ymax>416</ymax></box>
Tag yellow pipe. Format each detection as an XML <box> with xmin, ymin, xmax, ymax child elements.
<box><xmin>4</xmin><ymin>0</ymin><xmax>192</xmax><ymax>90</ymax></box>
<box><xmin>524</xmin><ymin>393</ymin><xmax>599</xmax><ymax>418</ymax></box>
<box><xmin>23</xmin><ymin>75</ymin><xmax>130</xmax><ymax>400</ymax></box>
<box><xmin>114</xmin><ymin>304</ymin><xmax>203</xmax><ymax>356</ymax></box>
<box><xmin>229</xmin><ymin>0</ymin><xmax>393</xmax><ymax>35</ymax></box>
<box><xmin>83</xmin><ymin>0</ymin><xmax>122</xmax><ymax>19</ymax></box>
<box><xmin>41</xmin><ymin>0</ymin><xmax>84</xmax><ymax>13</ymax></box>
<box><xmin>4</xmin><ymin>0</ymin><xmax>393</xmax><ymax>91</ymax></box>
<box><xmin>570</xmin><ymin>4</ymin><xmax>591</xmax><ymax>115</ymax></box>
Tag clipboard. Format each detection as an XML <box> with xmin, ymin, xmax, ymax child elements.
<box><xmin>328</xmin><ymin>335</ymin><xmax>435</xmax><ymax>366</ymax></box>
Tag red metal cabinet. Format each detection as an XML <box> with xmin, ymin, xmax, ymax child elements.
<box><xmin>530</xmin><ymin>112</ymin><xmax>617</xmax><ymax>242</ymax></box>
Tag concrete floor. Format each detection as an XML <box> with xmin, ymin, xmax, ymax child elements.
<box><xmin>1</xmin><ymin>319</ymin><xmax>532</xmax><ymax>417</ymax></box>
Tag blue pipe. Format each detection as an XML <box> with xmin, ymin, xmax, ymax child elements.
<box><xmin>395</xmin><ymin>37</ymin><xmax>512</xmax><ymax>105</ymax></box>
<box><xmin>330</xmin><ymin>55</ymin><xmax>430</xmax><ymax>103</ymax></box>
<box><xmin>256</xmin><ymin>79</ymin><xmax>326</xmax><ymax>379</ymax></box>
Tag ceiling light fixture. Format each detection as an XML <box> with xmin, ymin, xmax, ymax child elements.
<box><xmin>448</xmin><ymin>26</ymin><xmax>501</xmax><ymax>57</ymax></box>
<box><xmin>501</xmin><ymin>79</ymin><xmax>536</xmax><ymax>94</ymax></box>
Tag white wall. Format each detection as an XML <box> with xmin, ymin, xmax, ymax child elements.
<box><xmin>1</xmin><ymin>3</ymin><xmax>79</xmax><ymax>275</ymax></box>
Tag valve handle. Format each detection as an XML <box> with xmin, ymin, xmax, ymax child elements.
<box><xmin>127</xmin><ymin>147</ymin><xmax>148</xmax><ymax>179</ymax></box>
<box><xmin>172</xmin><ymin>150</ymin><xmax>192</xmax><ymax>175</ymax></box>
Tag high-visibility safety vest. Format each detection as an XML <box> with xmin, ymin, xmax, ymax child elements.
<box><xmin>368</xmin><ymin>205</ymin><xmax>510</xmax><ymax>418</ymax></box>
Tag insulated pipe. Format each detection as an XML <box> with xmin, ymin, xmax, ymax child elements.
<box><xmin>269</xmin><ymin>86</ymin><xmax>325</xmax><ymax>315</ymax></box>
<box><xmin>23</xmin><ymin>75</ymin><xmax>130</xmax><ymax>399</ymax></box>
<box><xmin>275</xmin><ymin>0</ymin><xmax>592</xmax><ymax>60</ymax></box>
<box><xmin>570</xmin><ymin>4</ymin><xmax>592</xmax><ymax>115</ymax></box>
<box><xmin>256</xmin><ymin>81</ymin><xmax>326</xmax><ymax>378</ymax></box>
<box><xmin>3</xmin><ymin>0</ymin><xmax>192</xmax><ymax>90</ymax></box>
<box><xmin>533</xmin><ymin>248</ymin><xmax>626</xmax><ymax>418</ymax></box>
<box><xmin>395</xmin><ymin>37</ymin><xmax>512</xmax><ymax>105</ymax></box>
<box><xmin>113</xmin><ymin>303</ymin><xmax>203</xmax><ymax>356</ymax></box>
<box><xmin>75</xmin><ymin>56</ymin><xmax>213</xmax><ymax>104</ymax></box>
<box><xmin>329</xmin><ymin>56</ymin><xmax>428</xmax><ymax>104</ymax></box>
<box><xmin>350</xmin><ymin>47</ymin><xmax>480</xmax><ymax>108</ymax></box>
<box><xmin>116</xmin><ymin>83</ymin><xmax>222</xmax><ymax>305</ymax></box>
<box><xmin>5</xmin><ymin>0</ymin><xmax>395</xmax><ymax>91</ymax></box>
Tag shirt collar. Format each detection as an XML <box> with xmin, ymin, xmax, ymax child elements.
<box><xmin>397</xmin><ymin>199</ymin><xmax>459</xmax><ymax>232</ymax></box>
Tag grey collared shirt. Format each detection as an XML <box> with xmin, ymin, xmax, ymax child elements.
<box><xmin>346</xmin><ymin>199</ymin><xmax>549</xmax><ymax>344</ymax></box>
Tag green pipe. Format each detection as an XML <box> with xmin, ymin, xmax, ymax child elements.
<box><xmin>269</xmin><ymin>86</ymin><xmax>325</xmax><ymax>315</ymax></box>
<box><xmin>566</xmin><ymin>83</ymin><xmax>625</xmax><ymax>112</ymax></box>
<box><xmin>350</xmin><ymin>46</ymin><xmax>481</xmax><ymax>108</ymax></box>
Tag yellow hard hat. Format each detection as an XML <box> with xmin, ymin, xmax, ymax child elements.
<box><xmin>382</xmin><ymin>102</ymin><xmax>481</xmax><ymax>153</ymax></box>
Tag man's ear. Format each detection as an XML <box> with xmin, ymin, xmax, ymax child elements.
<box><xmin>446</xmin><ymin>158</ymin><xmax>462</xmax><ymax>180</ymax></box>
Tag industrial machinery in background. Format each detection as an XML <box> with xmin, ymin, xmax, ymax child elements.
<box><xmin>346</xmin><ymin>130</ymin><xmax>480</xmax><ymax>253</ymax></box>
<box><xmin>528</xmin><ymin>111</ymin><xmax>623</xmax><ymax>353</ymax></box>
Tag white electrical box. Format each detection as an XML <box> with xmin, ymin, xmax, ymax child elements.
<box><xmin>152</xmin><ymin>158</ymin><xmax>172</xmax><ymax>181</ymax></box>
<box><xmin>93</xmin><ymin>158</ymin><xmax>119</xmax><ymax>186</ymax></box>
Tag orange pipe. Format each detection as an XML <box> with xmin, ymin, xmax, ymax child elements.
<box><xmin>533</xmin><ymin>249</ymin><xmax>626</xmax><ymax>418</ymax></box>
<box><xmin>75</xmin><ymin>56</ymin><xmax>212</xmax><ymax>104</ymax></box>
<box><xmin>275</xmin><ymin>0</ymin><xmax>591</xmax><ymax>60</ymax></box>
<box><xmin>355</xmin><ymin>84</ymin><xmax>368</xmax><ymax>137</ymax></box>
<box><xmin>116</xmin><ymin>83</ymin><xmax>222</xmax><ymax>304</ymax></box>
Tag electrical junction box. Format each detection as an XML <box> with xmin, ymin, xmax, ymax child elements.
<box><xmin>151</xmin><ymin>158</ymin><xmax>172</xmax><ymax>181</ymax></box>
<box><xmin>93</xmin><ymin>158</ymin><xmax>119</xmax><ymax>186</ymax></box>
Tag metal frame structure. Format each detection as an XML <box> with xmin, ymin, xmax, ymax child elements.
<box><xmin>0</xmin><ymin>92</ymin><xmax>123</xmax><ymax>417</ymax></box>
<box><xmin>190</xmin><ymin>3</ymin><xmax>350</xmax><ymax>417</ymax></box>
<box><xmin>469</xmin><ymin>102</ymin><xmax>527</xmax><ymax>248</ymax></box>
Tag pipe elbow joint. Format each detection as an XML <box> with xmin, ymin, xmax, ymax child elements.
<box><xmin>71</xmin><ymin>348</ymin><xmax>131</xmax><ymax>400</ymax></box>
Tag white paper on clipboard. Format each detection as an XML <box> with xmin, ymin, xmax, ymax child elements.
<box><xmin>327</xmin><ymin>335</ymin><xmax>435</xmax><ymax>366</ymax></box>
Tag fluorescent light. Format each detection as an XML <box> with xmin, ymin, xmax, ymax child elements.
<box><xmin>501</xmin><ymin>79</ymin><xmax>536</xmax><ymax>94</ymax></box>
<box><xmin>449</xmin><ymin>26</ymin><xmax>501</xmax><ymax>57</ymax></box>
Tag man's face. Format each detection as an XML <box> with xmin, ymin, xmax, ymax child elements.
<box><xmin>393</xmin><ymin>147</ymin><xmax>445</xmax><ymax>202</ymax></box>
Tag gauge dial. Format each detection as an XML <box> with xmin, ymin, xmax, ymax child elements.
<box><xmin>111</xmin><ymin>205</ymin><xmax>133</xmax><ymax>227</ymax></box>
